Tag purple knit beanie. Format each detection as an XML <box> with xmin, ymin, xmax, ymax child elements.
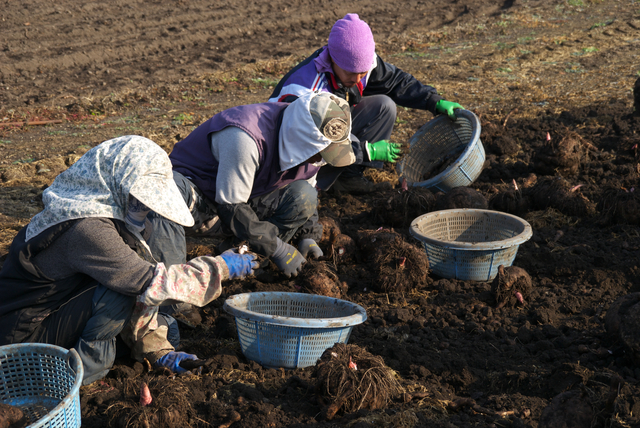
<box><xmin>327</xmin><ymin>13</ymin><xmax>376</xmax><ymax>73</ymax></box>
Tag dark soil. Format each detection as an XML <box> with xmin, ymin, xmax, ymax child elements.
<box><xmin>2</xmin><ymin>0</ymin><xmax>640</xmax><ymax>427</ymax></box>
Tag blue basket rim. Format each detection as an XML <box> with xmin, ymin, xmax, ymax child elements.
<box><xmin>409</xmin><ymin>209</ymin><xmax>532</xmax><ymax>251</ymax></box>
<box><xmin>398</xmin><ymin>109</ymin><xmax>483</xmax><ymax>188</ymax></box>
<box><xmin>0</xmin><ymin>343</ymin><xmax>83</xmax><ymax>427</ymax></box>
<box><xmin>223</xmin><ymin>292</ymin><xmax>367</xmax><ymax>328</ymax></box>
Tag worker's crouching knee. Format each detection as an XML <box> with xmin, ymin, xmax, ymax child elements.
<box><xmin>285</xmin><ymin>180</ymin><xmax>318</xmax><ymax>221</ymax></box>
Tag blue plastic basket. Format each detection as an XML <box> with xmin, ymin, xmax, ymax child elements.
<box><xmin>398</xmin><ymin>109</ymin><xmax>485</xmax><ymax>192</ymax></box>
<box><xmin>223</xmin><ymin>292</ymin><xmax>367</xmax><ymax>369</ymax></box>
<box><xmin>410</xmin><ymin>209</ymin><xmax>532</xmax><ymax>281</ymax></box>
<box><xmin>0</xmin><ymin>343</ymin><xmax>83</xmax><ymax>428</ymax></box>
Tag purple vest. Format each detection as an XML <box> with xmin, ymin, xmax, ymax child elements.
<box><xmin>170</xmin><ymin>102</ymin><xmax>320</xmax><ymax>202</ymax></box>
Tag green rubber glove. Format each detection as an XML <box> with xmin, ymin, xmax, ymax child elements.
<box><xmin>435</xmin><ymin>99</ymin><xmax>464</xmax><ymax>120</ymax></box>
<box><xmin>366</xmin><ymin>140</ymin><xmax>402</xmax><ymax>163</ymax></box>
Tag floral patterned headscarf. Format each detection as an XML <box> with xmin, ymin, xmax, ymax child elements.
<box><xmin>26</xmin><ymin>135</ymin><xmax>194</xmax><ymax>241</ymax></box>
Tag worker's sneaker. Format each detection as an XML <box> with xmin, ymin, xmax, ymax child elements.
<box><xmin>330</xmin><ymin>176</ymin><xmax>393</xmax><ymax>195</ymax></box>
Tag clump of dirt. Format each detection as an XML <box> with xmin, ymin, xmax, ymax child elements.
<box><xmin>529</xmin><ymin>176</ymin><xmax>596</xmax><ymax>217</ymax></box>
<box><xmin>314</xmin><ymin>343</ymin><xmax>404</xmax><ymax>421</ymax></box>
<box><xmin>604</xmin><ymin>292</ymin><xmax>640</xmax><ymax>365</ymax></box>
<box><xmin>0</xmin><ymin>403</ymin><xmax>27</xmax><ymax>428</ymax></box>
<box><xmin>371</xmin><ymin>238</ymin><xmax>429</xmax><ymax>293</ymax></box>
<box><xmin>435</xmin><ymin>186</ymin><xmax>488</xmax><ymax>210</ymax></box>
<box><xmin>596</xmin><ymin>187</ymin><xmax>640</xmax><ymax>225</ymax></box>
<box><xmin>373</xmin><ymin>187</ymin><xmax>435</xmax><ymax>227</ymax></box>
<box><xmin>317</xmin><ymin>216</ymin><xmax>342</xmax><ymax>248</ymax></box>
<box><xmin>316</xmin><ymin>217</ymin><xmax>358</xmax><ymax>264</ymax></box>
<box><xmin>534</xmin><ymin>130</ymin><xmax>595</xmax><ymax>176</ymax></box>
<box><xmin>538</xmin><ymin>389</ymin><xmax>595</xmax><ymax>428</ymax></box>
<box><xmin>491</xmin><ymin>265</ymin><xmax>532</xmax><ymax>309</ymax></box>
<box><xmin>489</xmin><ymin>188</ymin><xmax>529</xmax><ymax>215</ymax></box>
<box><xmin>354</xmin><ymin>228</ymin><xmax>403</xmax><ymax>258</ymax></box>
<box><xmin>325</xmin><ymin>233</ymin><xmax>358</xmax><ymax>265</ymax></box>
<box><xmin>481</xmin><ymin>121</ymin><xmax>520</xmax><ymax>156</ymax></box>
<box><xmin>105</xmin><ymin>376</ymin><xmax>194</xmax><ymax>428</ymax></box>
<box><xmin>298</xmin><ymin>260</ymin><xmax>346</xmax><ymax>298</ymax></box>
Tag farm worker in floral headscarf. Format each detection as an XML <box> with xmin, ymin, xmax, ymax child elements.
<box><xmin>268</xmin><ymin>13</ymin><xmax>465</xmax><ymax>194</ymax></box>
<box><xmin>149</xmin><ymin>92</ymin><xmax>355</xmax><ymax>279</ymax></box>
<box><xmin>0</xmin><ymin>135</ymin><xmax>257</xmax><ymax>385</ymax></box>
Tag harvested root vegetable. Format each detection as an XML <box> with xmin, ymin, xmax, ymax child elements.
<box><xmin>140</xmin><ymin>382</ymin><xmax>152</xmax><ymax>406</ymax></box>
<box><xmin>314</xmin><ymin>343</ymin><xmax>404</xmax><ymax>421</ymax></box>
<box><xmin>298</xmin><ymin>260</ymin><xmax>345</xmax><ymax>298</ymax></box>
<box><xmin>355</xmin><ymin>228</ymin><xmax>402</xmax><ymax>259</ymax></box>
<box><xmin>530</xmin><ymin>176</ymin><xmax>595</xmax><ymax>217</ymax></box>
<box><xmin>534</xmin><ymin>130</ymin><xmax>593</xmax><ymax>177</ymax></box>
<box><xmin>539</xmin><ymin>389</ymin><xmax>594</xmax><ymax>428</ymax></box>
<box><xmin>0</xmin><ymin>403</ymin><xmax>27</xmax><ymax>428</ymax></box>
<box><xmin>597</xmin><ymin>187</ymin><xmax>640</xmax><ymax>226</ymax></box>
<box><xmin>372</xmin><ymin>238</ymin><xmax>429</xmax><ymax>293</ymax></box>
<box><xmin>317</xmin><ymin>216</ymin><xmax>342</xmax><ymax>248</ymax></box>
<box><xmin>604</xmin><ymin>292</ymin><xmax>640</xmax><ymax>364</ymax></box>
<box><xmin>327</xmin><ymin>233</ymin><xmax>357</xmax><ymax>265</ymax></box>
<box><xmin>435</xmin><ymin>186</ymin><xmax>488</xmax><ymax>210</ymax></box>
<box><xmin>373</xmin><ymin>187</ymin><xmax>435</xmax><ymax>227</ymax></box>
<box><xmin>108</xmin><ymin>377</ymin><xmax>193</xmax><ymax>428</ymax></box>
<box><xmin>489</xmin><ymin>188</ymin><xmax>529</xmax><ymax>216</ymax></box>
<box><xmin>492</xmin><ymin>265</ymin><xmax>532</xmax><ymax>308</ymax></box>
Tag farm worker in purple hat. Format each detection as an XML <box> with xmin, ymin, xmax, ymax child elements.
<box><xmin>0</xmin><ymin>135</ymin><xmax>257</xmax><ymax>385</ymax></box>
<box><xmin>269</xmin><ymin>13</ymin><xmax>464</xmax><ymax>194</ymax></box>
<box><xmin>148</xmin><ymin>92</ymin><xmax>354</xmax><ymax>279</ymax></box>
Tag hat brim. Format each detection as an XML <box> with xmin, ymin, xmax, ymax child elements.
<box><xmin>130</xmin><ymin>174</ymin><xmax>195</xmax><ymax>227</ymax></box>
<box><xmin>320</xmin><ymin>139</ymin><xmax>356</xmax><ymax>168</ymax></box>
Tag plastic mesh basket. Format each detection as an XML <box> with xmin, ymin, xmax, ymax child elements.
<box><xmin>398</xmin><ymin>109</ymin><xmax>485</xmax><ymax>192</ymax></box>
<box><xmin>410</xmin><ymin>209</ymin><xmax>532</xmax><ymax>281</ymax></box>
<box><xmin>223</xmin><ymin>292</ymin><xmax>367</xmax><ymax>369</ymax></box>
<box><xmin>0</xmin><ymin>343</ymin><xmax>83</xmax><ymax>428</ymax></box>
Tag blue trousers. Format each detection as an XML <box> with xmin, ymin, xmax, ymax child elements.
<box><xmin>30</xmin><ymin>284</ymin><xmax>179</xmax><ymax>385</ymax></box>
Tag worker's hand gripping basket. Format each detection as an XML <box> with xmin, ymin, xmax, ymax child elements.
<box><xmin>410</xmin><ymin>209</ymin><xmax>532</xmax><ymax>281</ymax></box>
<box><xmin>0</xmin><ymin>343</ymin><xmax>83</xmax><ymax>428</ymax></box>
<box><xmin>398</xmin><ymin>109</ymin><xmax>485</xmax><ymax>192</ymax></box>
<box><xmin>223</xmin><ymin>292</ymin><xmax>367</xmax><ymax>369</ymax></box>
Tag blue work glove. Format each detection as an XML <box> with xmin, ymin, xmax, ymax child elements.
<box><xmin>435</xmin><ymin>99</ymin><xmax>464</xmax><ymax>120</ymax></box>
<box><xmin>271</xmin><ymin>238</ymin><xmax>306</xmax><ymax>277</ymax></box>
<box><xmin>154</xmin><ymin>351</ymin><xmax>198</xmax><ymax>374</ymax></box>
<box><xmin>220</xmin><ymin>249</ymin><xmax>258</xmax><ymax>279</ymax></box>
<box><xmin>298</xmin><ymin>238</ymin><xmax>323</xmax><ymax>259</ymax></box>
<box><xmin>366</xmin><ymin>140</ymin><xmax>402</xmax><ymax>163</ymax></box>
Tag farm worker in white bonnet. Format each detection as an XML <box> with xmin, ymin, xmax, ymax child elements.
<box><xmin>268</xmin><ymin>13</ymin><xmax>465</xmax><ymax>194</ymax></box>
<box><xmin>149</xmin><ymin>91</ymin><xmax>355</xmax><ymax>279</ymax></box>
<box><xmin>0</xmin><ymin>135</ymin><xmax>257</xmax><ymax>385</ymax></box>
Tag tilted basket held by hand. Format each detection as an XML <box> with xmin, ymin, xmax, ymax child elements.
<box><xmin>398</xmin><ymin>109</ymin><xmax>485</xmax><ymax>192</ymax></box>
<box><xmin>223</xmin><ymin>292</ymin><xmax>367</xmax><ymax>369</ymax></box>
<box><xmin>410</xmin><ymin>209</ymin><xmax>532</xmax><ymax>282</ymax></box>
<box><xmin>0</xmin><ymin>343</ymin><xmax>83</xmax><ymax>428</ymax></box>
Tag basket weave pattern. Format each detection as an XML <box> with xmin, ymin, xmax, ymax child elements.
<box><xmin>0</xmin><ymin>344</ymin><xmax>83</xmax><ymax>428</ymax></box>
<box><xmin>410</xmin><ymin>209</ymin><xmax>532</xmax><ymax>281</ymax></box>
<box><xmin>224</xmin><ymin>292</ymin><xmax>367</xmax><ymax>369</ymax></box>
<box><xmin>400</xmin><ymin>109</ymin><xmax>485</xmax><ymax>192</ymax></box>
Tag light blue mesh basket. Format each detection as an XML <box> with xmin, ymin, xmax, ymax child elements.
<box><xmin>223</xmin><ymin>292</ymin><xmax>367</xmax><ymax>369</ymax></box>
<box><xmin>0</xmin><ymin>343</ymin><xmax>83</xmax><ymax>428</ymax></box>
<box><xmin>398</xmin><ymin>109</ymin><xmax>485</xmax><ymax>192</ymax></box>
<box><xmin>410</xmin><ymin>209</ymin><xmax>532</xmax><ymax>282</ymax></box>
